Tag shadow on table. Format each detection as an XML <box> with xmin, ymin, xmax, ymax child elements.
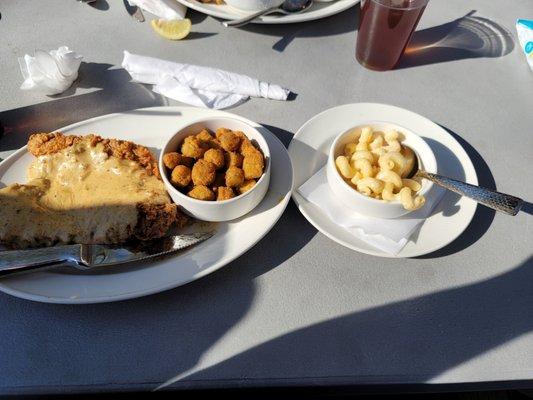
<box><xmin>521</xmin><ymin>202</ymin><xmax>533</xmax><ymax>216</ymax></box>
<box><xmin>180</xmin><ymin>12</ymin><xmax>217</xmax><ymax>40</ymax></box>
<box><xmin>421</xmin><ymin>137</ymin><xmax>463</xmax><ymax>219</ymax></box>
<box><xmin>261</xmin><ymin>123</ymin><xmax>295</xmax><ymax>148</ymax></box>
<box><xmin>0</xmin><ymin>62</ymin><xmax>166</xmax><ymax>151</ymax></box>
<box><xmin>234</xmin><ymin>5</ymin><xmax>359</xmax><ymax>52</ymax></box>
<box><xmin>171</xmin><ymin>255</ymin><xmax>533</xmax><ymax>387</ymax></box>
<box><xmin>146</xmin><ymin>200</ymin><xmax>316</xmax><ymax>390</ymax></box>
<box><xmin>0</xmin><ymin>198</ymin><xmax>316</xmax><ymax>394</ymax></box>
<box><xmin>397</xmin><ymin>11</ymin><xmax>514</xmax><ymax>69</ymax></box>
<box><xmin>188</xmin><ymin>9</ymin><xmax>209</xmax><ymax>25</ymax></box>
<box><xmin>416</xmin><ymin>125</ymin><xmax>497</xmax><ymax>259</ymax></box>
<box><xmin>88</xmin><ymin>0</ymin><xmax>109</xmax><ymax>11</ymax></box>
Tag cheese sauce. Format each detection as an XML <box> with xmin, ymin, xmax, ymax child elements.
<box><xmin>0</xmin><ymin>141</ymin><xmax>170</xmax><ymax>247</ymax></box>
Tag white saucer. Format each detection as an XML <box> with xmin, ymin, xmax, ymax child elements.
<box><xmin>0</xmin><ymin>106</ymin><xmax>293</xmax><ymax>303</ymax></box>
<box><xmin>288</xmin><ymin>103</ymin><xmax>478</xmax><ymax>258</ymax></box>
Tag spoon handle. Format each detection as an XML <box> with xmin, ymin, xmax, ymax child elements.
<box><xmin>222</xmin><ymin>6</ymin><xmax>281</xmax><ymax>27</ymax></box>
<box><xmin>416</xmin><ymin>170</ymin><xmax>523</xmax><ymax>216</ymax></box>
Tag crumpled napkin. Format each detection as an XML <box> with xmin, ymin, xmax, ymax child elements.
<box><xmin>128</xmin><ymin>0</ymin><xmax>186</xmax><ymax>19</ymax></box>
<box><xmin>298</xmin><ymin>167</ymin><xmax>446</xmax><ymax>255</ymax></box>
<box><xmin>122</xmin><ymin>51</ymin><xmax>291</xmax><ymax>109</ymax></box>
<box><xmin>19</xmin><ymin>46</ymin><xmax>83</xmax><ymax>95</ymax></box>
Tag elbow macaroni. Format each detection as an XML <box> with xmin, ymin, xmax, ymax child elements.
<box><xmin>335</xmin><ymin>155</ymin><xmax>355</xmax><ymax>179</ymax></box>
<box><xmin>334</xmin><ymin>126</ymin><xmax>425</xmax><ymax>211</ymax></box>
<box><xmin>376</xmin><ymin>169</ymin><xmax>403</xmax><ymax>189</ymax></box>
<box><xmin>352</xmin><ymin>158</ymin><xmax>374</xmax><ymax>178</ymax></box>
<box><xmin>356</xmin><ymin>177</ymin><xmax>384</xmax><ymax>196</ymax></box>
<box><xmin>378</xmin><ymin>151</ymin><xmax>405</xmax><ymax>174</ymax></box>
<box><xmin>344</xmin><ymin>142</ymin><xmax>358</xmax><ymax>157</ymax></box>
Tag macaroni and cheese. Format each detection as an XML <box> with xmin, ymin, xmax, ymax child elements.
<box><xmin>335</xmin><ymin>126</ymin><xmax>425</xmax><ymax>211</ymax></box>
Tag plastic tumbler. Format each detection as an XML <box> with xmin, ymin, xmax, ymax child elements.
<box><xmin>356</xmin><ymin>0</ymin><xmax>429</xmax><ymax>71</ymax></box>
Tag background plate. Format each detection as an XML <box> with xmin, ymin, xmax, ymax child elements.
<box><xmin>176</xmin><ymin>0</ymin><xmax>359</xmax><ymax>24</ymax></box>
<box><xmin>0</xmin><ymin>106</ymin><xmax>293</xmax><ymax>303</ymax></box>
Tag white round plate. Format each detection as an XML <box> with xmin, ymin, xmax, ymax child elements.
<box><xmin>0</xmin><ymin>106</ymin><xmax>293</xmax><ymax>303</ymax></box>
<box><xmin>288</xmin><ymin>103</ymin><xmax>478</xmax><ymax>258</ymax></box>
<box><xmin>177</xmin><ymin>0</ymin><xmax>359</xmax><ymax>24</ymax></box>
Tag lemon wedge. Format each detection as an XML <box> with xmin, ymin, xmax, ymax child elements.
<box><xmin>151</xmin><ymin>19</ymin><xmax>191</xmax><ymax>40</ymax></box>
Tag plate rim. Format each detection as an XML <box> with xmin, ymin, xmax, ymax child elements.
<box><xmin>0</xmin><ymin>106</ymin><xmax>294</xmax><ymax>304</ymax></box>
<box><xmin>288</xmin><ymin>102</ymin><xmax>478</xmax><ymax>258</ymax></box>
<box><xmin>176</xmin><ymin>0</ymin><xmax>359</xmax><ymax>24</ymax></box>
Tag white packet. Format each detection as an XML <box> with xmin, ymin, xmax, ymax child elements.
<box><xmin>516</xmin><ymin>19</ymin><xmax>533</xmax><ymax>72</ymax></box>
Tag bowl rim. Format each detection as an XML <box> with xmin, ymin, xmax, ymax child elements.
<box><xmin>159</xmin><ymin>116</ymin><xmax>271</xmax><ymax>205</ymax></box>
<box><xmin>328</xmin><ymin>120</ymin><xmax>437</xmax><ymax>205</ymax></box>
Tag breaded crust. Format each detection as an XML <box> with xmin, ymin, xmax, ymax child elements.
<box><xmin>28</xmin><ymin>132</ymin><xmax>160</xmax><ymax>178</ymax></box>
<box><xmin>135</xmin><ymin>203</ymin><xmax>188</xmax><ymax>241</ymax></box>
<box><xmin>3</xmin><ymin>132</ymin><xmax>192</xmax><ymax>247</ymax></box>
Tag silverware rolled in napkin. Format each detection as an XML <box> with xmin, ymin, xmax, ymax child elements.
<box><xmin>0</xmin><ymin>232</ymin><xmax>214</xmax><ymax>278</ymax></box>
<box><xmin>121</xmin><ymin>51</ymin><xmax>291</xmax><ymax>109</ymax></box>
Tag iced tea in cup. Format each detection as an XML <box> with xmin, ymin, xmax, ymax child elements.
<box><xmin>356</xmin><ymin>0</ymin><xmax>428</xmax><ymax>71</ymax></box>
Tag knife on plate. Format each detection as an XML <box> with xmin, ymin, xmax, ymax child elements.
<box><xmin>123</xmin><ymin>0</ymin><xmax>145</xmax><ymax>22</ymax></box>
<box><xmin>0</xmin><ymin>232</ymin><xmax>213</xmax><ymax>278</ymax></box>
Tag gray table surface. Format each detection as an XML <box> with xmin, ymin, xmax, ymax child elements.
<box><xmin>1</xmin><ymin>0</ymin><xmax>532</xmax><ymax>395</ymax></box>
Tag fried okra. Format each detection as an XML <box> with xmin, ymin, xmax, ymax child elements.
<box><xmin>238</xmin><ymin>179</ymin><xmax>256</xmax><ymax>194</ymax></box>
<box><xmin>196</xmin><ymin>129</ymin><xmax>213</xmax><ymax>143</ymax></box>
<box><xmin>188</xmin><ymin>185</ymin><xmax>215</xmax><ymax>201</ymax></box>
<box><xmin>216</xmin><ymin>186</ymin><xmax>235</xmax><ymax>201</ymax></box>
<box><xmin>181</xmin><ymin>136</ymin><xmax>207</xmax><ymax>159</ymax></box>
<box><xmin>163</xmin><ymin>152</ymin><xmax>194</xmax><ymax>169</ymax></box>
<box><xmin>240</xmin><ymin>138</ymin><xmax>261</xmax><ymax>158</ymax></box>
<box><xmin>215</xmin><ymin>127</ymin><xmax>232</xmax><ymax>140</ymax></box>
<box><xmin>219</xmin><ymin>130</ymin><xmax>241</xmax><ymax>152</ymax></box>
<box><xmin>203</xmin><ymin>148</ymin><xmax>225</xmax><ymax>170</ymax></box>
<box><xmin>243</xmin><ymin>152</ymin><xmax>264</xmax><ymax>180</ymax></box>
<box><xmin>166</xmin><ymin>127</ymin><xmax>265</xmax><ymax>201</ymax></box>
<box><xmin>170</xmin><ymin>165</ymin><xmax>192</xmax><ymax>188</ymax></box>
<box><xmin>225</xmin><ymin>166</ymin><xmax>245</xmax><ymax>187</ymax></box>
<box><xmin>225</xmin><ymin>151</ymin><xmax>243</xmax><ymax>168</ymax></box>
<box><xmin>191</xmin><ymin>159</ymin><xmax>216</xmax><ymax>186</ymax></box>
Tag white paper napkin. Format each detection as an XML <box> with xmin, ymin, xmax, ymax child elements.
<box><xmin>298</xmin><ymin>167</ymin><xmax>446</xmax><ymax>255</ymax></box>
<box><xmin>19</xmin><ymin>46</ymin><xmax>83</xmax><ymax>95</ymax></box>
<box><xmin>128</xmin><ymin>0</ymin><xmax>187</xmax><ymax>19</ymax></box>
<box><xmin>122</xmin><ymin>51</ymin><xmax>291</xmax><ymax>109</ymax></box>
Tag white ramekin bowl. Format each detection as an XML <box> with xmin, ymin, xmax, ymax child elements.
<box><xmin>160</xmin><ymin>117</ymin><xmax>270</xmax><ymax>222</ymax></box>
<box><xmin>326</xmin><ymin>121</ymin><xmax>437</xmax><ymax>219</ymax></box>
<box><xmin>224</xmin><ymin>0</ymin><xmax>284</xmax><ymax>11</ymax></box>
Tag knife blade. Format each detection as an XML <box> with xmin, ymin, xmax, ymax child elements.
<box><xmin>123</xmin><ymin>0</ymin><xmax>145</xmax><ymax>22</ymax></box>
<box><xmin>0</xmin><ymin>232</ymin><xmax>214</xmax><ymax>278</ymax></box>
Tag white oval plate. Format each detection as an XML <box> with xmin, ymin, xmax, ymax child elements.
<box><xmin>0</xmin><ymin>107</ymin><xmax>293</xmax><ymax>303</ymax></box>
<box><xmin>288</xmin><ymin>103</ymin><xmax>478</xmax><ymax>258</ymax></box>
<box><xmin>177</xmin><ymin>0</ymin><xmax>359</xmax><ymax>24</ymax></box>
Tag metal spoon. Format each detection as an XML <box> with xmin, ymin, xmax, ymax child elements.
<box><xmin>406</xmin><ymin>146</ymin><xmax>523</xmax><ymax>216</ymax></box>
<box><xmin>223</xmin><ymin>0</ymin><xmax>313</xmax><ymax>28</ymax></box>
